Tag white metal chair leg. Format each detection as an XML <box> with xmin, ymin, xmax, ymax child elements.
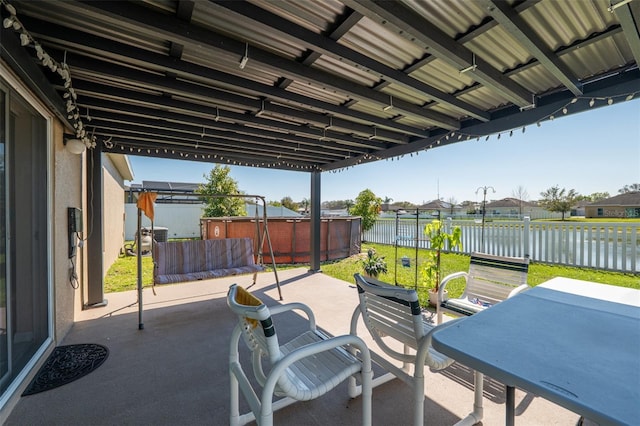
<box><xmin>230</xmin><ymin>371</ymin><xmax>240</xmax><ymax>426</ymax></box>
<box><xmin>413</xmin><ymin>374</ymin><xmax>425</xmax><ymax>426</ymax></box>
<box><xmin>361</xmin><ymin>365</ymin><xmax>373</xmax><ymax>426</ymax></box>
<box><xmin>454</xmin><ymin>370</ymin><xmax>484</xmax><ymax>426</ymax></box>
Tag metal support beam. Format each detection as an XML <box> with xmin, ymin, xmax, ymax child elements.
<box><xmin>613</xmin><ymin>2</ymin><xmax>640</xmax><ymax>67</ymax></box>
<box><xmin>344</xmin><ymin>0</ymin><xmax>534</xmax><ymax>107</ymax></box>
<box><xmin>481</xmin><ymin>0</ymin><xmax>582</xmax><ymax>96</ymax></box>
<box><xmin>85</xmin><ymin>145</ymin><xmax>107</xmax><ymax>308</ymax></box>
<box><xmin>309</xmin><ymin>171</ymin><xmax>322</xmax><ymax>272</ymax></box>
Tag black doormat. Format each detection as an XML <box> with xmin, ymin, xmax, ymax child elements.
<box><xmin>22</xmin><ymin>343</ymin><xmax>109</xmax><ymax>396</ymax></box>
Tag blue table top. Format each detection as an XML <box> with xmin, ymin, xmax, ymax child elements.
<box><xmin>432</xmin><ymin>280</ymin><xmax>640</xmax><ymax>425</ymax></box>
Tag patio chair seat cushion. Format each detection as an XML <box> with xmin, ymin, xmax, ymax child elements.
<box><xmin>277</xmin><ymin>330</ymin><xmax>363</xmax><ymax>400</ymax></box>
<box><xmin>440</xmin><ymin>297</ymin><xmax>491</xmax><ymax>317</ymax></box>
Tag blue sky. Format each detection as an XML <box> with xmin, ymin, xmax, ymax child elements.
<box><xmin>128</xmin><ymin>99</ymin><xmax>639</xmax><ymax>205</ymax></box>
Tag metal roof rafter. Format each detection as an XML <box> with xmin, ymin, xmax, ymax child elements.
<box><xmin>67</xmin><ymin>1</ymin><xmax>459</xmax><ymax>130</ymax></box>
<box><xmin>69</xmin><ymin>80</ymin><xmax>391</xmax><ymax>150</ymax></box>
<box><xmin>343</xmin><ymin>0</ymin><xmax>534</xmax><ymax>107</ymax></box>
<box><xmin>211</xmin><ymin>0</ymin><xmax>489</xmax><ymax>121</ymax></box>
<box><xmin>86</xmin><ymin>108</ymin><xmax>364</xmax><ymax>158</ymax></box>
<box><xmin>27</xmin><ymin>16</ymin><xmax>421</xmax><ymax>141</ymax></box>
<box><xmin>480</xmin><ymin>0</ymin><xmax>583</xmax><ymax>96</ymax></box>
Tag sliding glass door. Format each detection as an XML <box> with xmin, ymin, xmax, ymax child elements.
<box><xmin>0</xmin><ymin>81</ymin><xmax>50</xmax><ymax>396</ymax></box>
<box><xmin>0</xmin><ymin>86</ymin><xmax>7</xmax><ymax>389</ymax></box>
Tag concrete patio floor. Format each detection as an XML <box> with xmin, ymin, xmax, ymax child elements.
<box><xmin>7</xmin><ymin>268</ymin><xmax>581</xmax><ymax>425</ymax></box>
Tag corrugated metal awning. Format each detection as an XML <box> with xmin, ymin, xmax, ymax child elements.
<box><xmin>1</xmin><ymin>0</ymin><xmax>638</xmax><ymax>172</ymax></box>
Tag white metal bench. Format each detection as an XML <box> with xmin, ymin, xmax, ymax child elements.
<box><xmin>437</xmin><ymin>252</ymin><xmax>530</xmax><ymax>324</ymax></box>
<box><xmin>350</xmin><ymin>274</ymin><xmax>484</xmax><ymax>426</ymax></box>
<box><xmin>227</xmin><ymin>284</ymin><xmax>373</xmax><ymax>426</ymax></box>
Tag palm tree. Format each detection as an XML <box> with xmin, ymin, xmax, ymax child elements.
<box><xmin>300</xmin><ymin>197</ymin><xmax>310</xmax><ymax>214</ymax></box>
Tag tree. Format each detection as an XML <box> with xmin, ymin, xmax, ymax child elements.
<box><xmin>539</xmin><ymin>185</ymin><xmax>579</xmax><ymax>220</ymax></box>
<box><xmin>618</xmin><ymin>183</ymin><xmax>640</xmax><ymax>194</ymax></box>
<box><xmin>281</xmin><ymin>196</ymin><xmax>297</xmax><ymax>211</ymax></box>
<box><xmin>460</xmin><ymin>200</ymin><xmax>477</xmax><ymax>215</ymax></box>
<box><xmin>349</xmin><ymin>189</ymin><xmax>381</xmax><ymax>240</ymax></box>
<box><xmin>197</xmin><ymin>165</ymin><xmax>246</xmax><ymax>217</ymax></box>
<box><xmin>511</xmin><ymin>185</ymin><xmax>529</xmax><ymax>216</ymax></box>
<box><xmin>445</xmin><ymin>196</ymin><xmax>457</xmax><ymax>215</ymax></box>
<box><xmin>585</xmin><ymin>192</ymin><xmax>610</xmax><ymax>202</ymax></box>
<box><xmin>300</xmin><ymin>197</ymin><xmax>310</xmax><ymax>214</ymax></box>
<box><xmin>391</xmin><ymin>201</ymin><xmax>417</xmax><ymax>209</ymax></box>
<box><xmin>321</xmin><ymin>199</ymin><xmax>353</xmax><ymax>209</ymax></box>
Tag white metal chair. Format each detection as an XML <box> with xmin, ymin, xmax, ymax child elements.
<box><xmin>227</xmin><ymin>284</ymin><xmax>373</xmax><ymax>426</ymax></box>
<box><xmin>438</xmin><ymin>252</ymin><xmax>530</xmax><ymax>324</ymax></box>
<box><xmin>350</xmin><ymin>274</ymin><xmax>484</xmax><ymax>426</ymax></box>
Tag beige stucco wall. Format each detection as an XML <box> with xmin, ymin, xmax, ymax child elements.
<box><xmin>102</xmin><ymin>155</ymin><xmax>128</xmax><ymax>274</ymax></box>
<box><xmin>52</xmin><ymin>120</ymin><xmax>85</xmax><ymax>339</ymax></box>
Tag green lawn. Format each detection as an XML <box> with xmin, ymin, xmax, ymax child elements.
<box><xmin>105</xmin><ymin>242</ymin><xmax>639</xmax><ymax>306</ymax></box>
<box><xmin>321</xmin><ymin>243</ymin><xmax>639</xmax><ymax>306</ymax></box>
<box><xmin>104</xmin><ymin>255</ymin><xmax>155</xmax><ymax>293</ymax></box>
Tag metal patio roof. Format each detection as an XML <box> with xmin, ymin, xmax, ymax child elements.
<box><xmin>1</xmin><ymin>0</ymin><xmax>639</xmax><ymax>172</ymax></box>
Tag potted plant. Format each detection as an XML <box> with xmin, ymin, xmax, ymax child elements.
<box><xmin>361</xmin><ymin>248</ymin><xmax>388</xmax><ymax>278</ymax></box>
<box><xmin>422</xmin><ymin>219</ymin><xmax>462</xmax><ymax>306</ymax></box>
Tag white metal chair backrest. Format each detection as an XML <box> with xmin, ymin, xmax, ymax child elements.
<box><xmin>354</xmin><ymin>274</ymin><xmax>427</xmax><ymax>363</ymax></box>
<box><xmin>464</xmin><ymin>252</ymin><xmax>530</xmax><ymax>305</ymax></box>
<box><xmin>227</xmin><ymin>284</ymin><xmax>282</xmax><ymax>367</ymax></box>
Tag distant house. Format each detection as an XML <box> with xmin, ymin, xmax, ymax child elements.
<box><xmin>571</xmin><ymin>199</ymin><xmax>591</xmax><ymax>217</ymax></box>
<box><xmin>585</xmin><ymin>192</ymin><xmax>640</xmax><ymax>218</ymax></box>
<box><xmin>484</xmin><ymin>198</ymin><xmax>532</xmax><ymax>216</ymax></box>
<box><xmin>419</xmin><ymin>200</ymin><xmax>462</xmax><ymax>217</ymax></box>
<box><xmin>483</xmin><ymin>198</ymin><xmax>553</xmax><ymax>219</ymax></box>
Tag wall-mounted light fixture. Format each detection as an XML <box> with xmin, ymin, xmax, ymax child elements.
<box><xmin>324</xmin><ymin>116</ymin><xmax>333</xmax><ymax>130</ymax></box>
<box><xmin>64</xmin><ymin>137</ymin><xmax>86</xmax><ymax>155</ymax></box>
<box><xmin>383</xmin><ymin>95</ymin><xmax>393</xmax><ymax>111</ymax></box>
<box><xmin>368</xmin><ymin>126</ymin><xmax>377</xmax><ymax>140</ymax></box>
<box><xmin>608</xmin><ymin>0</ymin><xmax>632</xmax><ymax>12</ymax></box>
<box><xmin>255</xmin><ymin>100</ymin><xmax>265</xmax><ymax>117</ymax></box>
<box><xmin>239</xmin><ymin>43</ymin><xmax>249</xmax><ymax>69</ymax></box>
<box><xmin>460</xmin><ymin>53</ymin><xmax>477</xmax><ymax>74</ymax></box>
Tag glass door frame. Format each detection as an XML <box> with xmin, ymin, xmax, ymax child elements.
<box><xmin>0</xmin><ymin>63</ymin><xmax>54</xmax><ymax>408</ymax></box>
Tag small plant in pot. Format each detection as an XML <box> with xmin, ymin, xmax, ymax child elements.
<box><xmin>361</xmin><ymin>248</ymin><xmax>388</xmax><ymax>278</ymax></box>
<box><xmin>422</xmin><ymin>219</ymin><xmax>462</xmax><ymax>306</ymax></box>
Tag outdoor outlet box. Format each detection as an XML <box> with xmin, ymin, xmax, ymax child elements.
<box><xmin>68</xmin><ymin>207</ymin><xmax>83</xmax><ymax>258</ymax></box>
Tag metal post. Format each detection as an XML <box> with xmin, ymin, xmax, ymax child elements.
<box><xmin>523</xmin><ymin>216</ymin><xmax>531</xmax><ymax>258</ymax></box>
<box><xmin>85</xmin><ymin>143</ymin><xmax>107</xmax><ymax>308</ymax></box>
<box><xmin>475</xmin><ymin>186</ymin><xmax>495</xmax><ymax>252</ymax></box>
<box><xmin>137</xmin><ymin>208</ymin><xmax>144</xmax><ymax>330</ymax></box>
<box><xmin>309</xmin><ymin>171</ymin><xmax>321</xmax><ymax>272</ymax></box>
<box><xmin>414</xmin><ymin>208</ymin><xmax>419</xmax><ymax>290</ymax></box>
<box><xmin>394</xmin><ymin>211</ymin><xmax>399</xmax><ymax>285</ymax></box>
